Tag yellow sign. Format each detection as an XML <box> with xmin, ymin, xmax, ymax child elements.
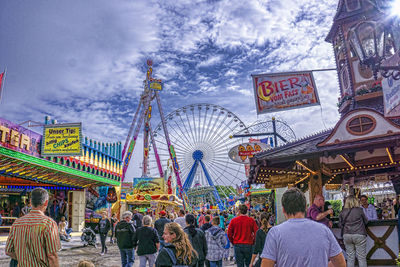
<box><xmin>149</xmin><ymin>79</ymin><xmax>163</xmax><ymax>91</ymax></box>
<box><xmin>41</xmin><ymin>123</ymin><xmax>83</xmax><ymax>156</ymax></box>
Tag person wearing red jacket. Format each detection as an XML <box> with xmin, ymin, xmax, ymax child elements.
<box><xmin>227</xmin><ymin>204</ymin><xmax>258</xmax><ymax>267</ymax></box>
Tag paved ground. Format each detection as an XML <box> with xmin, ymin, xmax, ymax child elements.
<box><xmin>0</xmin><ymin>233</ymin><xmax>237</xmax><ymax>267</ymax></box>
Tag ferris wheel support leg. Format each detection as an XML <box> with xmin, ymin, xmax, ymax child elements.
<box><xmin>122</xmin><ymin>98</ymin><xmax>142</xmax><ymax>159</ymax></box>
<box><xmin>183</xmin><ymin>160</ymin><xmax>199</xmax><ymax>191</ymax></box>
<box><xmin>154</xmin><ymin>91</ymin><xmax>186</xmax><ymax>206</ymax></box>
<box><xmin>199</xmin><ymin>160</ymin><xmax>225</xmax><ymax>210</ymax></box>
<box><xmin>122</xmin><ymin>93</ymin><xmax>152</xmax><ymax>181</ymax></box>
<box><xmin>148</xmin><ymin>123</ymin><xmax>164</xmax><ymax>178</ymax></box>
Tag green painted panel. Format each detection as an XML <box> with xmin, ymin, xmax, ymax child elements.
<box><xmin>0</xmin><ymin>146</ymin><xmax>120</xmax><ymax>186</ymax></box>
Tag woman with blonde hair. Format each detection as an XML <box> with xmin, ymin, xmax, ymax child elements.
<box><xmin>339</xmin><ymin>195</ymin><xmax>368</xmax><ymax>267</ymax></box>
<box><xmin>156</xmin><ymin>222</ymin><xmax>198</xmax><ymax>267</ymax></box>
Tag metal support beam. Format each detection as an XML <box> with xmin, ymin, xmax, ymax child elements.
<box><xmin>199</xmin><ymin>160</ymin><xmax>224</xmax><ymax>210</ymax></box>
<box><xmin>183</xmin><ymin>160</ymin><xmax>199</xmax><ymax>191</ymax></box>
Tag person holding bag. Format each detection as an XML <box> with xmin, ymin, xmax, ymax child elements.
<box><xmin>339</xmin><ymin>195</ymin><xmax>368</xmax><ymax>267</ymax></box>
<box><xmin>249</xmin><ymin>212</ymin><xmax>272</xmax><ymax>267</ymax></box>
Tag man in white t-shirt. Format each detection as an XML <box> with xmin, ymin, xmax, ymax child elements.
<box><xmin>261</xmin><ymin>188</ymin><xmax>346</xmax><ymax>267</ymax></box>
<box><xmin>174</xmin><ymin>209</ymin><xmax>186</xmax><ymax>229</ymax></box>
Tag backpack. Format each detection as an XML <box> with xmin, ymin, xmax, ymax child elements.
<box><xmin>224</xmin><ymin>233</ymin><xmax>230</xmax><ymax>249</ymax></box>
<box><xmin>164</xmin><ymin>247</ymin><xmax>190</xmax><ymax>267</ymax></box>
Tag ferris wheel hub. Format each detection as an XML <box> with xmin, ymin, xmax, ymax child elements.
<box><xmin>192</xmin><ymin>150</ymin><xmax>204</xmax><ymax>161</ymax></box>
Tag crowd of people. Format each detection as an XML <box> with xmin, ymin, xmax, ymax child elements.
<box><xmin>3</xmin><ymin>186</ymin><xmax>395</xmax><ymax>267</ymax></box>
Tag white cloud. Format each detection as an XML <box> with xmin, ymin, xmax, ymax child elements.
<box><xmin>225</xmin><ymin>69</ymin><xmax>238</xmax><ymax>76</ymax></box>
<box><xmin>0</xmin><ymin>0</ymin><xmax>344</xmax><ymax>183</ymax></box>
<box><xmin>198</xmin><ymin>55</ymin><xmax>223</xmax><ymax>68</ymax></box>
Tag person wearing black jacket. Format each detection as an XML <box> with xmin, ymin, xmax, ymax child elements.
<box><xmin>249</xmin><ymin>212</ymin><xmax>272</xmax><ymax>267</ymax></box>
<box><xmin>184</xmin><ymin>214</ymin><xmax>208</xmax><ymax>267</ymax></box>
<box><xmin>98</xmin><ymin>211</ymin><xmax>111</xmax><ymax>255</ymax></box>
<box><xmin>133</xmin><ymin>215</ymin><xmax>159</xmax><ymax>267</ymax></box>
<box><xmin>132</xmin><ymin>209</ymin><xmax>143</xmax><ymax>228</ymax></box>
<box><xmin>154</xmin><ymin>211</ymin><xmax>171</xmax><ymax>248</ymax></box>
<box><xmin>115</xmin><ymin>211</ymin><xmax>136</xmax><ymax>267</ymax></box>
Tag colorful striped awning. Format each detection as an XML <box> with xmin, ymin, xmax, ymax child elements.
<box><xmin>0</xmin><ymin>146</ymin><xmax>120</xmax><ymax>188</ymax></box>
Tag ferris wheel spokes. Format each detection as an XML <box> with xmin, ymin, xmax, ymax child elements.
<box><xmin>149</xmin><ymin>103</ymin><xmax>247</xmax><ymax>208</ymax></box>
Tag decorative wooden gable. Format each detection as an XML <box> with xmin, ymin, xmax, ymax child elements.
<box><xmin>318</xmin><ymin>108</ymin><xmax>400</xmax><ymax>146</ymax></box>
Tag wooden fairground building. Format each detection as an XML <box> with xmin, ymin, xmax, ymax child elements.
<box><xmin>0</xmin><ymin>117</ymin><xmax>121</xmax><ymax>231</ymax></box>
<box><xmin>248</xmin><ymin>1</ymin><xmax>400</xmax><ymax>265</ymax></box>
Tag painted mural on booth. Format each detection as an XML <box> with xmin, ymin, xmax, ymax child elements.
<box><xmin>85</xmin><ymin>186</ymin><xmax>116</xmax><ymax>223</ymax></box>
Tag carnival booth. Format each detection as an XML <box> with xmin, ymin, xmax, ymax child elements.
<box><xmin>121</xmin><ymin>177</ymin><xmax>183</xmax><ymax>217</ymax></box>
<box><xmin>0</xmin><ymin>117</ymin><xmax>121</xmax><ymax>232</ymax></box>
<box><xmin>248</xmin><ymin>188</ymin><xmax>276</xmax><ymax>215</ymax></box>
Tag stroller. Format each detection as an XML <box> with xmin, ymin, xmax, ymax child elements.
<box><xmin>81</xmin><ymin>227</ymin><xmax>97</xmax><ymax>248</ymax></box>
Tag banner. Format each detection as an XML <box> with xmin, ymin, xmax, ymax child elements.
<box><xmin>382</xmin><ymin>76</ymin><xmax>400</xmax><ymax>118</ymax></box>
<box><xmin>252</xmin><ymin>71</ymin><xmax>320</xmax><ymax>114</ymax></box>
<box><xmin>41</xmin><ymin>123</ymin><xmax>83</xmax><ymax>156</ymax></box>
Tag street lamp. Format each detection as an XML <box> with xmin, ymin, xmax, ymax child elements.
<box><xmin>348</xmin><ymin>20</ymin><xmax>400</xmax><ymax>80</ymax></box>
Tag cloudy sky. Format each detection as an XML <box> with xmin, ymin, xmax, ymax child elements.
<box><xmin>0</xmin><ymin>0</ymin><xmax>341</xmax><ymax>183</ymax></box>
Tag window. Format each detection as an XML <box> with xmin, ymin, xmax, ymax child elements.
<box><xmin>346</xmin><ymin>115</ymin><xmax>376</xmax><ymax>135</ymax></box>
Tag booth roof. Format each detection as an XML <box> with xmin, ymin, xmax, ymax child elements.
<box><xmin>0</xmin><ymin>146</ymin><xmax>120</xmax><ymax>188</ymax></box>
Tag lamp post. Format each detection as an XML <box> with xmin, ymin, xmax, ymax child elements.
<box><xmin>348</xmin><ymin>19</ymin><xmax>400</xmax><ymax>80</ymax></box>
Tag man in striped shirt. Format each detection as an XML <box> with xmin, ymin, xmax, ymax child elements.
<box><xmin>6</xmin><ymin>187</ymin><xmax>61</xmax><ymax>267</ymax></box>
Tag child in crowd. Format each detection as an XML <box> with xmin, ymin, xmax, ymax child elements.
<box><xmin>59</xmin><ymin>220</ymin><xmax>71</xmax><ymax>242</ymax></box>
<box><xmin>77</xmin><ymin>260</ymin><xmax>95</xmax><ymax>267</ymax></box>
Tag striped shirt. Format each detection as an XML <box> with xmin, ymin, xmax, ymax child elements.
<box><xmin>5</xmin><ymin>209</ymin><xmax>61</xmax><ymax>267</ymax></box>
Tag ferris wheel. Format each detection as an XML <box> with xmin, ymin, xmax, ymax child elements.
<box><xmin>232</xmin><ymin>118</ymin><xmax>296</xmax><ymax>147</ymax></box>
<box><xmin>148</xmin><ymin>103</ymin><xmax>247</xmax><ymax>206</ymax></box>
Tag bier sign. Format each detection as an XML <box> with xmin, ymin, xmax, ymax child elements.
<box><xmin>41</xmin><ymin>123</ymin><xmax>83</xmax><ymax>156</ymax></box>
<box><xmin>252</xmin><ymin>71</ymin><xmax>320</xmax><ymax>114</ymax></box>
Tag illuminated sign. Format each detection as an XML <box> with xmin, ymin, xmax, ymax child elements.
<box><xmin>228</xmin><ymin>142</ymin><xmax>269</xmax><ymax>164</ymax></box>
<box><xmin>252</xmin><ymin>71</ymin><xmax>320</xmax><ymax>114</ymax></box>
<box><xmin>149</xmin><ymin>78</ymin><xmax>163</xmax><ymax>91</ymax></box>
<box><xmin>0</xmin><ymin>118</ymin><xmax>42</xmax><ymax>157</ymax></box>
<box><xmin>42</xmin><ymin>123</ymin><xmax>83</xmax><ymax>156</ymax></box>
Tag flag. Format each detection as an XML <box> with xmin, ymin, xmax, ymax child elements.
<box><xmin>0</xmin><ymin>72</ymin><xmax>4</xmax><ymax>91</ymax></box>
<box><xmin>0</xmin><ymin>71</ymin><xmax>4</xmax><ymax>101</ymax></box>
